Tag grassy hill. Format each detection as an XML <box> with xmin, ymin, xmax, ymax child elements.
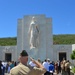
<box><xmin>0</xmin><ymin>37</ymin><xmax>17</xmax><ymax>46</ymax></box>
<box><xmin>53</xmin><ymin>34</ymin><xmax>75</xmax><ymax>44</ymax></box>
<box><xmin>0</xmin><ymin>34</ymin><xmax>75</xmax><ymax>46</ymax></box>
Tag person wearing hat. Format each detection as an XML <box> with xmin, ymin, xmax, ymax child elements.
<box><xmin>10</xmin><ymin>50</ymin><xmax>46</xmax><ymax>75</ymax></box>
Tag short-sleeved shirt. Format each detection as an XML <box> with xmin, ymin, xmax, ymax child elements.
<box><xmin>10</xmin><ymin>63</ymin><xmax>46</xmax><ymax>75</ymax></box>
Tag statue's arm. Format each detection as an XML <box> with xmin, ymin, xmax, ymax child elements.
<box><xmin>36</xmin><ymin>25</ymin><xmax>39</xmax><ymax>33</ymax></box>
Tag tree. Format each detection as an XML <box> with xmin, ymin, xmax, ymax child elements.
<box><xmin>70</xmin><ymin>50</ymin><xmax>75</xmax><ymax>60</ymax></box>
<box><xmin>70</xmin><ymin>50</ymin><xmax>75</xmax><ymax>68</ymax></box>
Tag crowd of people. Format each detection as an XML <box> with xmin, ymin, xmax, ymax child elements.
<box><xmin>0</xmin><ymin>60</ymin><xmax>17</xmax><ymax>75</ymax></box>
<box><xmin>29</xmin><ymin>57</ymin><xmax>70</xmax><ymax>75</ymax></box>
<box><xmin>0</xmin><ymin>50</ymin><xmax>71</xmax><ymax>75</ymax></box>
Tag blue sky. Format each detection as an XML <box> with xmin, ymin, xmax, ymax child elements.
<box><xmin>0</xmin><ymin>0</ymin><xmax>75</xmax><ymax>38</ymax></box>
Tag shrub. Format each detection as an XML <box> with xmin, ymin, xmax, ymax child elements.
<box><xmin>72</xmin><ymin>67</ymin><xmax>75</xmax><ymax>73</ymax></box>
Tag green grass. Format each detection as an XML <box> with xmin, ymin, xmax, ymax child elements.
<box><xmin>0</xmin><ymin>34</ymin><xmax>75</xmax><ymax>46</ymax></box>
<box><xmin>0</xmin><ymin>37</ymin><xmax>17</xmax><ymax>46</ymax></box>
<box><xmin>53</xmin><ymin>34</ymin><xmax>75</xmax><ymax>44</ymax></box>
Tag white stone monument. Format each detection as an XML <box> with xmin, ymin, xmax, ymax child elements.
<box><xmin>17</xmin><ymin>15</ymin><xmax>53</xmax><ymax>61</ymax></box>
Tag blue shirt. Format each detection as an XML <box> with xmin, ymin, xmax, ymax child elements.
<box><xmin>49</xmin><ymin>64</ymin><xmax>54</xmax><ymax>72</ymax></box>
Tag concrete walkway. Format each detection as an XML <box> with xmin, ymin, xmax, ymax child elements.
<box><xmin>5</xmin><ymin>73</ymin><xmax>10</xmax><ymax>75</ymax></box>
<box><xmin>54</xmin><ymin>73</ymin><xmax>61</xmax><ymax>75</ymax></box>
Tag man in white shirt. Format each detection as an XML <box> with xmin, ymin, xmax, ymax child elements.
<box><xmin>29</xmin><ymin>58</ymin><xmax>36</xmax><ymax>67</ymax></box>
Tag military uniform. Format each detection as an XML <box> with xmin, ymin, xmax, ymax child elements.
<box><xmin>10</xmin><ymin>63</ymin><xmax>46</xmax><ymax>75</ymax></box>
<box><xmin>10</xmin><ymin>50</ymin><xmax>46</xmax><ymax>75</ymax></box>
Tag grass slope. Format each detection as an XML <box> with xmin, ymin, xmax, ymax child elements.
<box><xmin>0</xmin><ymin>34</ymin><xmax>75</xmax><ymax>46</ymax></box>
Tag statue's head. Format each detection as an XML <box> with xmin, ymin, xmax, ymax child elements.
<box><xmin>32</xmin><ymin>16</ymin><xmax>37</xmax><ymax>22</ymax></box>
<box><xmin>32</xmin><ymin>16</ymin><xmax>35</xmax><ymax>20</ymax></box>
<box><xmin>31</xmin><ymin>16</ymin><xmax>37</xmax><ymax>24</ymax></box>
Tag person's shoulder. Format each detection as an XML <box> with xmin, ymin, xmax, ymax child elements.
<box><xmin>10</xmin><ymin>65</ymin><xmax>18</xmax><ymax>71</ymax></box>
<box><xmin>10</xmin><ymin>65</ymin><xmax>19</xmax><ymax>74</ymax></box>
